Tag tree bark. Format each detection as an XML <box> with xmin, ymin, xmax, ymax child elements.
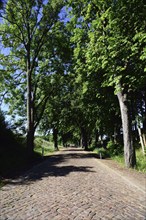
<box><xmin>26</xmin><ymin>73</ymin><xmax>35</xmax><ymax>156</ymax></box>
<box><xmin>27</xmin><ymin>128</ymin><xmax>35</xmax><ymax>156</ymax></box>
<box><xmin>26</xmin><ymin>52</ymin><xmax>35</xmax><ymax>156</ymax></box>
<box><xmin>95</xmin><ymin>130</ymin><xmax>99</xmax><ymax>147</ymax></box>
<box><xmin>53</xmin><ymin>127</ymin><xmax>59</xmax><ymax>151</ymax></box>
<box><xmin>117</xmin><ymin>90</ymin><xmax>136</xmax><ymax>168</ymax></box>
<box><xmin>81</xmin><ymin>127</ymin><xmax>88</xmax><ymax>151</ymax></box>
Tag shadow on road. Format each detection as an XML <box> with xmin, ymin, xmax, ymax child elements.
<box><xmin>2</xmin><ymin>149</ymin><xmax>98</xmax><ymax>186</ymax></box>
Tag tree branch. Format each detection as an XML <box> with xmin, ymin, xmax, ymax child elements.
<box><xmin>1</xmin><ymin>15</ymin><xmax>27</xmax><ymax>49</ymax></box>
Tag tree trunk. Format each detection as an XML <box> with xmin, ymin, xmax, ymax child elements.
<box><xmin>117</xmin><ymin>90</ymin><xmax>136</xmax><ymax>168</ymax></box>
<box><xmin>62</xmin><ymin>135</ymin><xmax>66</xmax><ymax>148</ymax></box>
<box><xmin>81</xmin><ymin>127</ymin><xmax>88</xmax><ymax>151</ymax></box>
<box><xmin>26</xmin><ymin>59</ymin><xmax>35</xmax><ymax>156</ymax></box>
<box><xmin>53</xmin><ymin>127</ymin><xmax>59</xmax><ymax>151</ymax></box>
<box><xmin>137</xmin><ymin>126</ymin><xmax>145</xmax><ymax>155</ymax></box>
<box><xmin>27</xmin><ymin>128</ymin><xmax>35</xmax><ymax>156</ymax></box>
<box><xmin>95</xmin><ymin>130</ymin><xmax>99</xmax><ymax>147</ymax></box>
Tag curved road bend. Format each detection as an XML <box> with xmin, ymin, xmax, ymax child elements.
<box><xmin>0</xmin><ymin>148</ymin><xmax>146</xmax><ymax>220</ymax></box>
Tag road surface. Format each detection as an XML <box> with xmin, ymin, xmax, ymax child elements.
<box><xmin>0</xmin><ymin>148</ymin><xmax>146</xmax><ymax>220</ymax></box>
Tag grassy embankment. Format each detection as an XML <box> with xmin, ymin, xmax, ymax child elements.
<box><xmin>34</xmin><ymin>137</ymin><xmax>62</xmax><ymax>155</ymax></box>
<box><xmin>0</xmin><ymin>136</ymin><xmax>60</xmax><ymax>187</ymax></box>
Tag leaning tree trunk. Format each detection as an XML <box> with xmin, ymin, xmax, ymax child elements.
<box><xmin>117</xmin><ymin>90</ymin><xmax>136</xmax><ymax>168</ymax></box>
<box><xmin>137</xmin><ymin>125</ymin><xmax>145</xmax><ymax>155</ymax></box>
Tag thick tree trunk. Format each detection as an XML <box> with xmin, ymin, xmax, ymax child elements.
<box><xmin>117</xmin><ymin>90</ymin><xmax>136</xmax><ymax>168</ymax></box>
<box><xmin>81</xmin><ymin>127</ymin><xmax>88</xmax><ymax>151</ymax></box>
<box><xmin>27</xmin><ymin>128</ymin><xmax>35</xmax><ymax>156</ymax></box>
<box><xmin>53</xmin><ymin>127</ymin><xmax>59</xmax><ymax>151</ymax></box>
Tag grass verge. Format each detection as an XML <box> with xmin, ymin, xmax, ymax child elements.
<box><xmin>91</xmin><ymin>146</ymin><xmax>146</xmax><ymax>173</ymax></box>
<box><xmin>34</xmin><ymin>138</ymin><xmax>55</xmax><ymax>156</ymax></box>
<box><xmin>34</xmin><ymin>137</ymin><xmax>63</xmax><ymax>156</ymax></box>
<box><xmin>111</xmin><ymin>149</ymin><xmax>146</xmax><ymax>172</ymax></box>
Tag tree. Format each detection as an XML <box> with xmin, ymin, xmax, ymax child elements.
<box><xmin>37</xmin><ymin>18</ymin><xmax>73</xmax><ymax>150</ymax></box>
<box><xmin>85</xmin><ymin>0</ymin><xmax>137</xmax><ymax>167</ymax></box>
<box><xmin>67</xmin><ymin>0</ymin><xmax>146</xmax><ymax>167</ymax></box>
<box><xmin>0</xmin><ymin>0</ymin><xmax>64</xmax><ymax>156</ymax></box>
<box><xmin>106</xmin><ymin>0</ymin><xmax>146</xmax><ymax>166</ymax></box>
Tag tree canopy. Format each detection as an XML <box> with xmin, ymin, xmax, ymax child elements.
<box><xmin>0</xmin><ymin>0</ymin><xmax>146</xmax><ymax>168</ymax></box>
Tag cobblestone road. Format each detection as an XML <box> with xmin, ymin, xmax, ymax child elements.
<box><xmin>0</xmin><ymin>148</ymin><xmax>146</xmax><ymax>220</ymax></box>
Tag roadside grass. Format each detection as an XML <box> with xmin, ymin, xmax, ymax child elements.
<box><xmin>34</xmin><ymin>137</ymin><xmax>59</xmax><ymax>156</ymax></box>
<box><xmin>111</xmin><ymin>154</ymin><xmax>124</xmax><ymax>166</ymax></box>
<box><xmin>135</xmin><ymin>149</ymin><xmax>146</xmax><ymax>172</ymax></box>
<box><xmin>111</xmin><ymin>149</ymin><xmax>146</xmax><ymax>173</ymax></box>
<box><xmin>90</xmin><ymin>145</ymin><xmax>146</xmax><ymax>173</ymax></box>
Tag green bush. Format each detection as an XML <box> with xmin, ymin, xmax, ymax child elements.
<box><xmin>98</xmin><ymin>147</ymin><xmax>110</xmax><ymax>158</ymax></box>
<box><xmin>136</xmin><ymin>149</ymin><xmax>146</xmax><ymax>172</ymax></box>
<box><xmin>107</xmin><ymin>141</ymin><xmax>123</xmax><ymax>156</ymax></box>
<box><xmin>91</xmin><ymin>139</ymin><xmax>145</xmax><ymax>173</ymax></box>
<box><xmin>34</xmin><ymin>137</ymin><xmax>55</xmax><ymax>156</ymax></box>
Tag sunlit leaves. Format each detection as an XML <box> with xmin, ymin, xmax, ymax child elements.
<box><xmin>0</xmin><ymin>0</ymin><xmax>67</xmax><ymax>136</ymax></box>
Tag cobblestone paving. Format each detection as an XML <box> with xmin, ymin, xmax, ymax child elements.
<box><xmin>0</xmin><ymin>148</ymin><xmax>146</xmax><ymax>220</ymax></box>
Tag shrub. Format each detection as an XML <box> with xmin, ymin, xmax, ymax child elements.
<box><xmin>107</xmin><ymin>141</ymin><xmax>123</xmax><ymax>156</ymax></box>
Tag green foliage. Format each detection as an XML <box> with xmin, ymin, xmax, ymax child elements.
<box><xmin>111</xmin><ymin>154</ymin><xmax>124</xmax><ymax>166</ymax></box>
<box><xmin>107</xmin><ymin>141</ymin><xmax>123</xmax><ymax>156</ymax></box>
<box><xmin>66</xmin><ymin>0</ymin><xmax>146</xmax><ymax>168</ymax></box>
<box><xmin>91</xmin><ymin>141</ymin><xmax>123</xmax><ymax>159</ymax></box>
<box><xmin>91</xmin><ymin>143</ymin><xmax>145</xmax><ymax>172</ymax></box>
<box><xmin>0</xmin><ymin>131</ymin><xmax>27</xmax><ymax>177</ymax></box>
<box><xmin>112</xmin><ymin>149</ymin><xmax>146</xmax><ymax>173</ymax></box>
<box><xmin>136</xmin><ymin>150</ymin><xmax>146</xmax><ymax>172</ymax></box>
<box><xmin>98</xmin><ymin>147</ymin><xmax>109</xmax><ymax>158</ymax></box>
<box><xmin>0</xmin><ymin>0</ymin><xmax>67</xmax><ymax>148</ymax></box>
<box><xmin>0</xmin><ymin>0</ymin><xmax>146</xmax><ymax>168</ymax></box>
<box><xmin>34</xmin><ymin>137</ymin><xmax>55</xmax><ymax>156</ymax></box>
<box><xmin>0</xmin><ymin>110</ymin><xmax>16</xmax><ymax>147</ymax></box>
<box><xmin>0</xmin><ymin>110</ymin><xmax>8</xmax><ymax>132</ymax></box>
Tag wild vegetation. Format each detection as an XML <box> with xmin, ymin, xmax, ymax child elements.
<box><xmin>0</xmin><ymin>110</ymin><xmax>57</xmax><ymax>184</ymax></box>
<box><xmin>0</xmin><ymin>0</ymin><xmax>146</xmax><ymax>174</ymax></box>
